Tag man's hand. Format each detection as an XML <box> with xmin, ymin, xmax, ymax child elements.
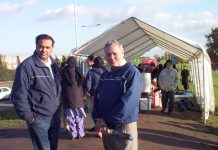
<box><xmin>26</xmin><ymin>117</ymin><xmax>35</xmax><ymax>124</ymax></box>
<box><xmin>101</xmin><ymin>127</ymin><xmax>110</xmax><ymax>135</ymax></box>
<box><xmin>95</xmin><ymin>118</ymin><xmax>110</xmax><ymax>135</ymax></box>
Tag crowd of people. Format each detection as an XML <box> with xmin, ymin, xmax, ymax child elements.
<box><xmin>10</xmin><ymin>34</ymin><xmax>190</xmax><ymax>150</ymax></box>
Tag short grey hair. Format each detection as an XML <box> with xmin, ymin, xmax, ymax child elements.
<box><xmin>104</xmin><ymin>40</ymin><xmax>124</xmax><ymax>52</ymax></box>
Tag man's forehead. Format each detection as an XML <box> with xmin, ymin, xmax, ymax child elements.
<box><xmin>37</xmin><ymin>39</ymin><xmax>53</xmax><ymax>45</ymax></box>
<box><xmin>107</xmin><ymin>44</ymin><xmax>122</xmax><ymax>51</ymax></box>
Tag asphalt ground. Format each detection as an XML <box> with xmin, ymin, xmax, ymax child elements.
<box><xmin>0</xmin><ymin>107</ymin><xmax>218</xmax><ymax>150</ymax></box>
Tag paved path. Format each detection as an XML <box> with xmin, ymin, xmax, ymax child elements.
<box><xmin>0</xmin><ymin>100</ymin><xmax>13</xmax><ymax>112</ymax></box>
<box><xmin>0</xmin><ymin>108</ymin><xmax>218</xmax><ymax>150</ymax></box>
<box><xmin>0</xmin><ymin>103</ymin><xmax>13</xmax><ymax>107</ymax></box>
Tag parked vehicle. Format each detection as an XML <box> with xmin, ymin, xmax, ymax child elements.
<box><xmin>0</xmin><ymin>87</ymin><xmax>11</xmax><ymax>100</ymax></box>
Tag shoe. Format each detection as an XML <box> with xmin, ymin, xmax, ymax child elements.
<box><xmin>69</xmin><ymin>136</ymin><xmax>76</xmax><ymax>140</ymax></box>
<box><xmin>64</xmin><ymin>125</ymin><xmax>70</xmax><ymax>134</ymax></box>
<box><xmin>88</xmin><ymin>127</ymin><xmax>96</xmax><ymax>132</ymax></box>
<box><xmin>160</xmin><ymin>109</ymin><xmax>166</xmax><ymax>113</ymax></box>
<box><xmin>76</xmin><ymin>135</ymin><xmax>85</xmax><ymax>139</ymax></box>
<box><xmin>168</xmin><ymin>111</ymin><xmax>173</xmax><ymax>115</ymax></box>
<box><xmin>65</xmin><ymin>129</ymin><xmax>70</xmax><ymax>134</ymax></box>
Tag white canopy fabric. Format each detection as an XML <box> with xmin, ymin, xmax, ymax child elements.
<box><xmin>75</xmin><ymin>17</ymin><xmax>215</xmax><ymax>122</ymax></box>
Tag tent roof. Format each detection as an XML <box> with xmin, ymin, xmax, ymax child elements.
<box><xmin>74</xmin><ymin>17</ymin><xmax>215</xmax><ymax>122</ymax></box>
<box><xmin>75</xmin><ymin>17</ymin><xmax>203</xmax><ymax>61</ymax></box>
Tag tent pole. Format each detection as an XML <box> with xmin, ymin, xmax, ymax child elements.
<box><xmin>196</xmin><ymin>57</ymin><xmax>204</xmax><ymax>121</ymax></box>
<box><xmin>194</xmin><ymin>58</ymin><xmax>200</xmax><ymax>99</ymax></box>
<box><xmin>190</xmin><ymin>60</ymin><xmax>195</xmax><ymax>93</ymax></box>
<box><xmin>202</xmin><ymin>53</ymin><xmax>206</xmax><ymax>123</ymax></box>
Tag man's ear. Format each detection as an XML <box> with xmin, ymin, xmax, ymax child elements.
<box><xmin>122</xmin><ymin>49</ymin><xmax>124</xmax><ymax>56</ymax></box>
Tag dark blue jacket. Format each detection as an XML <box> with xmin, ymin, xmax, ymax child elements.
<box><xmin>92</xmin><ymin>63</ymin><xmax>142</xmax><ymax>129</ymax></box>
<box><xmin>11</xmin><ymin>52</ymin><xmax>62</xmax><ymax>123</ymax></box>
<box><xmin>85</xmin><ymin>67</ymin><xmax>104</xmax><ymax>96</ymax></box>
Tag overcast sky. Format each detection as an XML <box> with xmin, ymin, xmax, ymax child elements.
<box><xmin>0</xmin><ymin>0</ymin><xmax>218</xmax><ymax>56</ymax></box>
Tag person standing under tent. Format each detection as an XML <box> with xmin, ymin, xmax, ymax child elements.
<box><xmin>181</xmin><ymin>66</ymin><xmax>190</xmax><ymax>91</ymax></box>
<box><xmin>158</xmin><ymin>59</ymin><xmax>179</xmax><ymax>114</ymax></box>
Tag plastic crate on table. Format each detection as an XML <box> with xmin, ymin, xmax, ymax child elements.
<box><xmin>139</xmin><ymin>98</ymin><xmax>151</xmax><ymax>110</ymax></box>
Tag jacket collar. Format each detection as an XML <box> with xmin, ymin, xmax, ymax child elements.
<box><xmin>109</xmin><ymin>59</ymin><xmax>127</xmax><ymax>72</ymax></box>
<box><xmin>32</xmin><ymin>51</ymin><xmax>54</xmax><ymax>67</ymax></box>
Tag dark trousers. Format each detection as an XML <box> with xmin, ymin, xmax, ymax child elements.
<box><xmin>27</xmin><ymin>113</ymin><xmax>61</xmax><ymax>150</ymax></box>
<box><xmin>161</xmin><ymin>90</ymin><xmax>175</xmax><ymax>112</ymax></box>
<box><xmin>182</xmin><ymin>80</ymin><xmax>189</xmax><ymax>91</ymax></box>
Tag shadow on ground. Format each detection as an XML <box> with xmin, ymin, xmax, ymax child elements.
<box><xmin>138</xmin><ymin>128</ymin><xmax>218</xmax><ymax>150</ymax></box>
<box><xmin>0</xmin><ymin>108</ymin><xmax>218</xmax><ymax>150</ymax></box>
<box><xmin>0</xmin><ymin>128</ymin><xmax>29</xmax><ymax>138</ymax></box>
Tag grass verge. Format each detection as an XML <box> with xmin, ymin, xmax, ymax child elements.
<box><xmin>0</xmin><ymin>108</ymin><xmax>25</xmax><ymax>128</ymax></box>
<box><xmin>207</xmin><ymin>72</ymin><xmax>218</xmax><ymax>127</ymax></box>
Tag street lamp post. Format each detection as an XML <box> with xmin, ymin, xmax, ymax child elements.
<box><xmin>71</xmin><ymin>0</ymin><xmax>78</xmax><ymax>55</ymax></box>
<box><xmin>81</xmin><ymin>24</ymin><xmax>101</xmax><ymax>28</ymax></box>
<box><xmin>81</xmin><ymin>24</ymin><xmax>101</xmax><ymax>39</ymax></box>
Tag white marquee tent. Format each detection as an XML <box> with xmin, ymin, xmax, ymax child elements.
<box><xmin>75</xmin><ymin>17</ymin><xmax>215</xmax><ymax>122</ymax></box>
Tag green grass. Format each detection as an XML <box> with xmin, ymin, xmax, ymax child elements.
<box><xmin>175</xmin><ymin>66</ymin><xmax>218</xmax><ymax>127</ymax></box>
<box><xmin>0</xmin><ymin>108</ymin><xmax>25</xmax><ymax>128</ymax></box>
<box><xmin>207</xmin><ymin>72</ymin><xmax>218</xmax><ymax>127</ymax></box>
<box><xmin>0</xmin><ymin>82</ymin><xmax>13</xmax><ymax>88</ymax></box>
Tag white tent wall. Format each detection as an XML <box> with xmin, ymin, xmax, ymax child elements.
<box><xmin>201</xmin><ymin>52</ymin><xmax>215</xmax><ymax>121</ymax></box>
<box><xmin>190</xmin><ymin>59</ymin><xmax>201</xmax><ymax>100</ymax></box>
<box><xmin>74</xmin><ymin>17</ymin><xmax>215</xmax><ymax>122</ymax></box>
<box><xmin>190</xmin><ymin>52</ymin><xmax>215</xmax><ymax>122</ymax></box>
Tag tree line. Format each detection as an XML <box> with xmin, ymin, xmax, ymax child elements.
<box><xmin>206</xmin><ymin>27</ymin><xmax>218</xmax><ymax>70</ymax></box>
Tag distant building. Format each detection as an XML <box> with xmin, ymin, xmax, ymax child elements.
<box><xmin>0</xmin><ymin>55</ymin><xmax>28</xmax><ymax>70</ymax></box>
<box><xmin>0</xmin><ymin>55</ymin><xmax>68</xmax><ymax>70</ymax></box>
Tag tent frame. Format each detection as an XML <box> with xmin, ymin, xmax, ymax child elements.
<box><xmin>75</xmin><ymin>17</ymin><xmax>215</xmax><ymax>122</ymax></box>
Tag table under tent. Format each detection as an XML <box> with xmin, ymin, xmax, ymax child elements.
<box><xmin>74</xmin><ymin>17</ymin><xmax>215</xmax><ymax>123</ymax></box>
